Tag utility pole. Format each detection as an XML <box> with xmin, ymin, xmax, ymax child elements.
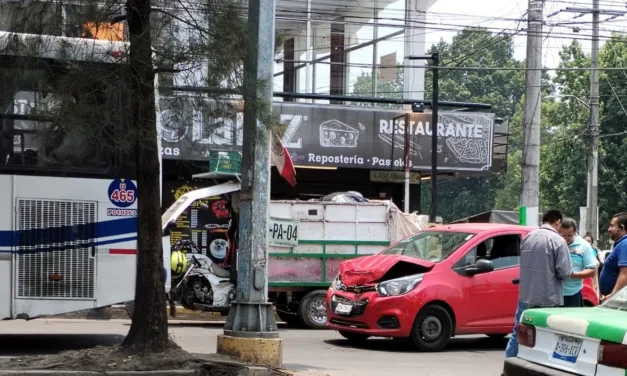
<box><xmin>430</xmin><ymin>53</ymin><xmax>439</xmax><ymax>224</ymax></box>
<box><xmin>588</xmin><ymin>0</ymin><xmax>600</xmax><ymax>242</ymax></box>
<box><xmin>520</xmin><ymin>0</ymin><xmax>544</xmax><ymax>228</ymax></box>
<box><xmin>560</xmin><ymin>4</ymin><xmax>625</xmax><ymax>239</ymax></box>
<box><xmin>217</xmin><ymin>0</ymin><xmax>282</xmax><ymax>367</ymax></box>
<box><xmin>403</xmin><ymin>113</ymin><xmax>411</xmax><ymax>213</ymax></box>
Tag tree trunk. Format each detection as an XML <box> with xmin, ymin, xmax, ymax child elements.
<box><xmin>122</xmin><ymin>0</ymin><xmax>169</xmax><ymax>353</ymax></box>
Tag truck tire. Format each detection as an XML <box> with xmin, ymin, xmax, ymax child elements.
<box><xmin>299</xmin><ymin>290</ymin><xmax>328</xmax><ymax>330</ymax></box>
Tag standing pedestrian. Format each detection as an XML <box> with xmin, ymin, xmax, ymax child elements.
<box><xmin>504</xmin><ymin>209</ymin><xmax>573</xmax><ymax>359</ymax></box>
<box><xmin>583</xmin><ymin>232</ymin><xmax>602</xmax><ymax>297</ymax></box>
<box><xmin>559</xmin><ymin>218</ymin><xmax>597</xmax><ymax>307</ymax></box>
<box><xmin>583</xmin><ymin>233</ymin><xmax>600</xmax><ymax>259</ymax></box>
<box><xmin>599</xmin><ymin>213</ymin><xmax>627</xmax><ymax>301</ymax></box>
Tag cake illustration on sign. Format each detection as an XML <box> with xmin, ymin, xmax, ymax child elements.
<box><xmin>443</xmin><ymin>113</ymin><xmax>492</xmax><ymax>165</ymax></box>
<box><xmin>319</xmin><ymin>120</ymin><xmax>359</xmax><ymax>148</ymax></box>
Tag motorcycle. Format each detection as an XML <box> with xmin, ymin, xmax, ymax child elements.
<box><xmin>125</xmin><ymin>181</ymin><xmax>242</xmax><ymax>318</ymax></box>
<box><xmin>168</xmin><ymin>239</ymin><xmax>236</xmax><ymax>314</ymax></box>
<box><xmin>125</xmin><ymin>238</ymin><xmax>236</xmax><ymax>318</ymax></box>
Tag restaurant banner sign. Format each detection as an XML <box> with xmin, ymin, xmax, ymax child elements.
<box><xmin>159</xmin><ymin>100</ymin><xmax>498</xmax><ymax>173</ymax></box>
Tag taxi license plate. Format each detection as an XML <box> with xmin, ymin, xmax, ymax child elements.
<box><xmin>335</xmin><ymin>303</ymin><xmax>353</xmax><ymax>314</ymax></box>
<box><xmin>552</xmin><ymin>335</ymin><xmax>582</xmax><ymax>363</ymax></box>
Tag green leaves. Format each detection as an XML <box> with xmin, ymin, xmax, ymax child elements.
<box><xmin>354</xmin><ymin>28</ymin><xmax>627</xmax><ymax>241</ymax></box>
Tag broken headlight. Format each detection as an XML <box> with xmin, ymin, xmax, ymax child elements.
<box><xmin>330</xmin><ymin>273</ymin><xmax>341</xmax><ymax>292</ymax></box>
<box><xmin>376</xmin><ymin>274</ymin><xmax>424</xmax><ymax>297</ymax></box>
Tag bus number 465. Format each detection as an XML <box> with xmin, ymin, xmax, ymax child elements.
<box><xmin>111</xmin><ymin>189</ymin><xmax>135</xmax><ymax>203</ymax></box>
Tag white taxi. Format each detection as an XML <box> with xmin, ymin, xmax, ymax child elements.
<box><xmin>504</xmin><ymin>286</ymin><xmax>627</xmax><ymax>376</ymax></box>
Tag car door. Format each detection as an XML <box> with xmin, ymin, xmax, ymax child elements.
<box><xmin>454</xmin><ymin>231</ymin><xmax>523</xmax><ymax>330</ymax></box>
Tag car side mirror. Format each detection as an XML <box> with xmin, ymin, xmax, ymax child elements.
<box><xmin>465</xmin><ymin>259</ymin><xmax>494</xmax><ymax>276</ymax></box>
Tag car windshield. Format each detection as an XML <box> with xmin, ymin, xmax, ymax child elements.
<box><xmin>381</xmin><ymin>231</ymin><xmax>474</xmax><ymax>262</ymax></box>
<box><xmin>601</xmin><ymin>286</ymin><xmax>627</xmax><ymax>311</ymax></box>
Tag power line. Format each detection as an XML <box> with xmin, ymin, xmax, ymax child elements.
<box><xmin>276</xmin><ymin>59</ymin><xmax>627</xmax><ymax>71</ymax></box>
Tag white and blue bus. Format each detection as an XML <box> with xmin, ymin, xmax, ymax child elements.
<box><xmin>0</xmin><ymin>30</ymin><xmax>170</xmax><ymax>319</ymax></box>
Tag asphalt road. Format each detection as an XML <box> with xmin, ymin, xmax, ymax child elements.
<box><xmin>0</xmin><ymin>319</ymin><xmax>508</xmax><ymax>376</ymax></box>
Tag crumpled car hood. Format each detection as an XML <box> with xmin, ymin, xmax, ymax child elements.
<box><xmin>339</xmin><ymin>254</ymin><xmax>435</xmax><ymax>286</ymax></box>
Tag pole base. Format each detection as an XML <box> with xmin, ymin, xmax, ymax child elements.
<box><xmin>224</xmin><ymin>301</ymin><xmax>279</xmax><ymax>337</ymax></box>
<box><xmin>217</xmin><ymin>334</ymin><xmax>283</xmax><ymax>368</ymax></box>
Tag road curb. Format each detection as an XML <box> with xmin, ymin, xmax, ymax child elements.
<box><xmin>0</xmin><ymin>368</ymin><xmax>286</xmax><ymax>376</ymax></box>
<box><xmin>0</xmin><ymin>371</ymin><xmax>196</xmax><ymax>375</ymax></box>
<box><xmin>39</xmin><ymin>318</ymin><xmax>288</xmax><ymax>326</ymax></box>
<box><xmin>0</xmin><ymin>360</ymin><xmax>294</xmax><ymax>376</ymax></box>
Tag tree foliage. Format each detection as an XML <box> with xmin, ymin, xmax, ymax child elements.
<box><xmin>419</xmin><ymin>29</ymin><xmax>533</xmax><ymax>220</ymax></box>
<box><xmin>0</xmin><ymin>0</ymin><xmax>275</xmax><ymax>353</ymax></box>
<box><xmin>338</xmin><ymin>29</ymin><xmax>627</xmax><ymax>246</ymax></box>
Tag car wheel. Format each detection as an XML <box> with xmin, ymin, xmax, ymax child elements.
<box><xmin>339</xmin><ymin>331</ymin><xmax>370</xmax><ymax>343</ymax></box>
<box><xmin>410</xmin><ymin>304</ymin><xmax>453</xmax><ymax>352</ymax></box>
<box><xmin>299</xmin><ymin>290</ymin><xmax>329</xmax><ymax>329</ymax></box>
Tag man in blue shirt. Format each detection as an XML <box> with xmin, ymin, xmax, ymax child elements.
<box><xmin>600</xmin><ymin>213</ymin><xmax>627</xmax><ymax>300</ymax></box>
<box><xmin>559</xmin><ymin>218</ymin><xmax>597</xmax><ymax>307</ymax></box>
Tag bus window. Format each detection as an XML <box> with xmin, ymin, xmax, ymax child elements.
<box><xmin>0</xmin><ymin>2</ymin><xmax>63</xmax><ymax>36</ymax></box>
<box><xmin>0</xmin><ymin>88</ymin><xmax>117</xmax><ymax>172</ymax></box>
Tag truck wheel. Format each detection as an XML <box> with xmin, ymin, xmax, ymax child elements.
<box><xmin>410</xmin><ymin>304</ymin><xmax>453</xmax><ymax>352</ymax></box>
<box><xmin>339</xmin><ymin>331</ymin><xmax>370</xmax><ymax>343</ymax></box>
<box><xmin>299</xmin><ymin>290</ymin><xmax>328</xmax><ymax>329</ymax></box>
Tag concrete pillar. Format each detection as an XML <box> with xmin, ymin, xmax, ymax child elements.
<box><xmin>330</xmin><ymin>18</ymin><xmax>345</xmax><ymax>104</ymax></box>
<box><xmin>403</xmin><ymin>0</ymin><xmax>437</xmax><ymax>103</ymax></box>
<box><xmin>283</xmin><ymin>38</ymin><xmax>295</xmax><ymax>102</ymax></box>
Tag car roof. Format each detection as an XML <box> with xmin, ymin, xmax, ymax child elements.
<box><xmin>426</xmin><ymin>223</ymin><xmax>536</xmax><ymax>234</ymax></box>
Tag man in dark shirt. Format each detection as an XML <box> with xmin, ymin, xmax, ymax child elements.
<box><xmin>504</xmin><ymin>209</ymin><xmax>572</xmax><ymax>359</ymax></box>
<box><xmin>600</xmin><ymin>213</ymin><xmax>627</xmax><ymax>300</ymax></box>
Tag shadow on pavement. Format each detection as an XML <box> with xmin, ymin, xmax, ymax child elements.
<box><xmin>0</xmin><ymin>334</ymin><xmax>125</xmax><ymax>357</ymax></box>
<box><xmin>324</xmin><ymin>335</ymin><xmax>509</xmax><ymax>353</ymax></box>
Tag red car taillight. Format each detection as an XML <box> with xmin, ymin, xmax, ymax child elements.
<box><xmin>598</xmin><ymin>341</ymin><xmax>627</xmax><ymax>369</ymax></box>
<box><xmin>517</xmin><ymin>323</ymin><xmax>536</xmax><ymax>348</ymax></box>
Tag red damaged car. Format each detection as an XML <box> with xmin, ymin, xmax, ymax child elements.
<box><xmin>326</xmin><ymin>223</ymin><xmax>599</xmax><ymax>352</ymax></box>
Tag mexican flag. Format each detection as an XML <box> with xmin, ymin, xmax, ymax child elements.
<box><xmin>271</xmin><ymin>135</ymin><xmax>297</xmax><ymax>187</ymax></box>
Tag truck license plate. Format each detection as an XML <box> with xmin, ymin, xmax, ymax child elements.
<box><xmin>335</xmin><ymin>303</ymin><xmax>352</xmax><ymax>314</ymax></box>
<box><xmin>552</xmin><ymin>335</ymin><xmax>582</xmax><ymax>363</ymax></box>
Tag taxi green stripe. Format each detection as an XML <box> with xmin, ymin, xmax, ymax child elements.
<box><xmin>521</xmin><ymin>307</ymin><xmax>627</xmax><ymax>344</ymax></box>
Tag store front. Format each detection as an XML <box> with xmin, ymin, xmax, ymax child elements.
<box><xmin>160</xmin><ymin>101</ymin><xmax>508</xmax><ymax>224</ymax></box>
